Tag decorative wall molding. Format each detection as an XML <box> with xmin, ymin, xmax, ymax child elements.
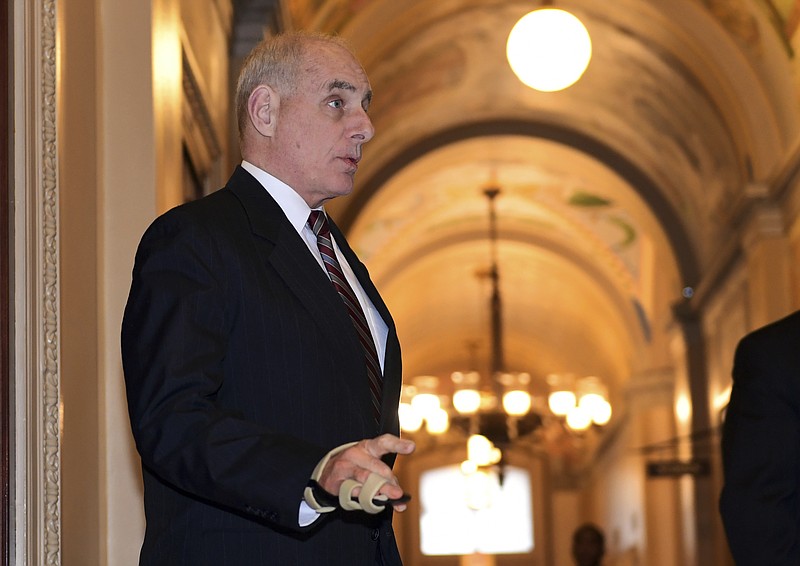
<box><xmin>40</xmin><ymin>0</ymin><xmax>62</xmax><ymax>562</ymax></box>
<box><xmin>14</xmin><ymin>0</ymin><xmax>62</xmax><ymax>563</ymax></box>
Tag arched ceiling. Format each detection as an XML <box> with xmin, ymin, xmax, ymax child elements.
<box><xmin>230</xmin><ymin>0</ymin><xmax>800</xmax><ymax>456</ymax></box>
<box><xmin>346</xmin><ymin>136</ymin><xmax>657</xmax><ymax>392</ymax></box>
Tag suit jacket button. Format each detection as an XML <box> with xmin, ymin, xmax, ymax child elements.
<box><xmin>371</xmin><ymin>528</ymin><xmax>380</xmax><ymax>541</ymax></box>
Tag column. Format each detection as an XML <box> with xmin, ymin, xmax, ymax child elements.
<box><xmin>624</xmin><ymin>368</ymin><xmax>682</xmax><ymax>566</ymax></box>
<box><xmin>741</xmin><ymin>202</ymin><xmax>793</xmax><ymax>329</ymax></box>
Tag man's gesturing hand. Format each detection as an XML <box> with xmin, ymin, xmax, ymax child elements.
<box><xmin>317</xmin><ymin>434</ymin><xmax>415</xmax><ymax>512</ymax></box>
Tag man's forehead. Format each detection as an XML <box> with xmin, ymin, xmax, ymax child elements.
<box><xmin>306</xmin><ymin>44</ymin><xmax>369</xmax><ymax>84</ymax></box>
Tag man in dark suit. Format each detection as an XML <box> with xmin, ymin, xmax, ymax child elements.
<box><xmin>121</xmin><ymin>31</ymin><xmax>414</xmax><ymax>565</ymax></box>
<box><xmin>720</xmin><ymin>310</ymin><xmax>800</xmax><ymax>565</ymax></box>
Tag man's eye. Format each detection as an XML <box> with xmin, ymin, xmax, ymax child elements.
<box><xmin>328</xmin><ymin>99</ymin><xmax>343</xmax><ymax>109</ymax></box>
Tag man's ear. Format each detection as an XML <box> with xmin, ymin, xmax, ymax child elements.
<box><xmin>247</xmin><ymin>85</ymin><xmax>278</xmax><ymax>137</ymax></box>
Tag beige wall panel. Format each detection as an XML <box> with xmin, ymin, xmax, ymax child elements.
<box><xmin>100</xmin><ymin>0</ymin><xmax>169</xmax><ymax>563</ymax></box>
<box><xmin>58</xmin><ymin>0</ymin><xmax>101</xmax><ymax>562</ymax></box>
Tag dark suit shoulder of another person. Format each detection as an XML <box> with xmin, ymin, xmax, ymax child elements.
<box><xmin>720</xmin><ymin>310</ymin><xmax>800</xmax><ymax>566</ymax></box>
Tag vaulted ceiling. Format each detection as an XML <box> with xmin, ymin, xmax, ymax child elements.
<box><xmin>230</xmin><ymin>0</ymin><xmax>800</xmax><ymax>461</ymax></box>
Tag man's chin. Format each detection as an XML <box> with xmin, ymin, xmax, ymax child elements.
<box><xmin>313</xmin><ymin>184</ymin><xmax>354</xmax><ymax>206</ymax></box>
<box><xmin>331</xmin><ymin>180</ymin><xmax>355</xmax><ymax>198</ymax></box>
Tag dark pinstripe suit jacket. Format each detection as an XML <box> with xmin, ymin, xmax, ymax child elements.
<box><xmin>122</xmin><ymin>166</ymin><xmax>404</xmax><ymax>565</ymax></box>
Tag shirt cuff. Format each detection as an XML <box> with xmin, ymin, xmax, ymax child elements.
<box><xmin>298</xmin><ymin>500</ymin><xmax>320</xmax><ymax>527</ymax></box>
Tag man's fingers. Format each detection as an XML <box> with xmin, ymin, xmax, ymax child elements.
<box><xmin>317</xmin><ymin>435</ymin><xmax>415</xmax><ymax>496</ymax></box>
<box><xmin>365</xmin><ymin>434</ymin><xmax>416</xmax><ymax>458</ymax></box>
<box><xmin>318</xmin><ymin>445</ymin><xmax>393</xmax><ymax>492</ymax></box>
<box><xmin>348</xmin><ymin>435</ymin><xmax>415</xmax><ymax>490</ymax></box>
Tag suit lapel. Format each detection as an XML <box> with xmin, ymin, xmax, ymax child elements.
<box><xmin>226</xmin><ymin>166</ymin><xmax>400</xmax><ymax>434</ymax></box>
<box><xmin>225</xmin><ymin>168</ymin><xmax>372</xmax><ymax>418</ymax></box>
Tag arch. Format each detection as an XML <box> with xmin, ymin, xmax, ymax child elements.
<box><xmin>342</xmin><ymin>119</ymin><xmax>700</xmax><ymax>288</ymax></box>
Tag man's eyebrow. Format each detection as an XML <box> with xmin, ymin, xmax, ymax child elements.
<box><xmin>327</xmin><ymin>79</ymin><xmax>372</xmax><ymax>107</ymax></box>
<box><xmin>327</xmin><ymin>79</ymin><xmax>356</xmax><ymax>92</ymax></box>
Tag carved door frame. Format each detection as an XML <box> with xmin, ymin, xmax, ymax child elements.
<box><xmin>10</xmin><ymin>0</ymin><xmax>63</xmax><ymax>564</ymax></box>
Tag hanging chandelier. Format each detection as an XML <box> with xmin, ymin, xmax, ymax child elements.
<box><xmin>398</xmin><ymin>184</ymin><xmax>612</xmax><ymax>464</ymax></box>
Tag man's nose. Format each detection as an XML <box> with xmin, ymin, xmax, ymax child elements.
<box><xmin>352</xmin><ymin>110</ymin><xmax>375</xmax><ymax>143</ymax></box>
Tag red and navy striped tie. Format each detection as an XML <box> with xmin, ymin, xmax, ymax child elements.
<box><xmin>308</xmin><ymin>210</ymin><xmax>382</xmax><ymax>424</ymax></box>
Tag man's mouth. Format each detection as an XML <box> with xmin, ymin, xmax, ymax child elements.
<box><xmin>342</xmin><ymin>156</ymin><xmax>360</xmax><ymax>171</ymax></box>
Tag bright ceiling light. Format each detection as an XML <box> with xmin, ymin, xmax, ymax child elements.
<box><xmin>411</xmin><ymin>392</ymin><xmax>441</xmax><ymax>419</ymax></box>
<box><xmin>506</xmin><ymin>8</ymin><xmax>592</xmax><ymax>92</ymax></box>
<box><xmin>426</xmin><ymin>407</ymin><xmax>450</xmax><ymax>434</ymax></box>
<box><xmin>592</xmin><ymin>399</ymin><xmax>612</xmax><ymax>426</ymax></box>
<box><xmin>548</xmin><ymin>390</ymin><xmax>576</xmax><ymax>416</ymax></box>
<box><xmin>566</xmin><ymin>405</ymin><xmax>592</xmax><ymax>431</ymax></box>
<box><xmin>502</xmin><ymin>390</ymin><xmax>532</xmax><ymax>416</ymax></box>
<box><xmin>453</xmin><ymin>388</ymin><xmax>482</xmax><ymax>415</ymax></box>
<box><xmin>398</xmin><ymin>402</ymin><xmax>423</xmax><ymax>432</ymax></box>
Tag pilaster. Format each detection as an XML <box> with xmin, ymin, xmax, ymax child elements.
<box><xmin>741</xmin><ymin>200</ymin><xmax>793</xmax><ymax>329</ymax></box>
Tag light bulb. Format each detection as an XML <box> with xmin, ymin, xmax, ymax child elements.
<box><xmin>566</xmin><ymin>405</ymin><xmax>592</xmax><ymax>431</ymax></box>
<box><xmin>507</xmin><ymin>8</ymin><xmax>592</xmax><ymax>92</ymax></box>
<box><xmin>411</xmin><ymin>392</ymin><xmax>440</xmax><ymax>419</ymax></box>
<box><xmin>503</xmin><ymin>390</ymin><xmax>532</xmax><ymax>416</ymax></box>
<box><xmin>578</xmin><ymin>392</ymin><xmax>606</xmax><ymax>414</ymax></box>
<box><xmin>548</xmin><ymin>390</ymin><xmax>576</xmax><ymax>416</ymax></box>
<box><xmin>467</xmin><ymin>434</ymin><xmax>493</xmax><ymax>466</ymax></box>
<box><xmin>398</xmin><ymin>402</ymin><xmax>423</xmax><ymax>432</ymax></box>
<box><xmin>592</xmin><ymin>399</ymin><xmax>612</xmax><ymax>426</ymax></box>
<box><xmin>425</xmin><ymin>407</ymin><xmax>450</xmax><ymax>434</ymax></box>
<box><xmin>461</xmin><ymin>459</ymin><xmax>478</xmax><ymax>475</ymax></box>
<box><xmin>453</xmin><ymin>389</ymin><xmax>482</xmax><ymax>414</ymax></box>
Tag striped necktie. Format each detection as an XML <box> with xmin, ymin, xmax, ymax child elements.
<box><xmin>308</xmin><ymin>210</ymin><xmax>382</xmax><ymax>424</ymax></box>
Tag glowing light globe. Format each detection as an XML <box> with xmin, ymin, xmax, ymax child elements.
<box><xmin>507</xmin><ymin>9</ymin><xmax>592</xmax><ymax>92</ymax></box>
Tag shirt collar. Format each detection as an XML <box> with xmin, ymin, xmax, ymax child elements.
<box><xmin>241</xmin><ymin>160</ymin><xmax>320</xmax><ymax>235</ymax></box>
